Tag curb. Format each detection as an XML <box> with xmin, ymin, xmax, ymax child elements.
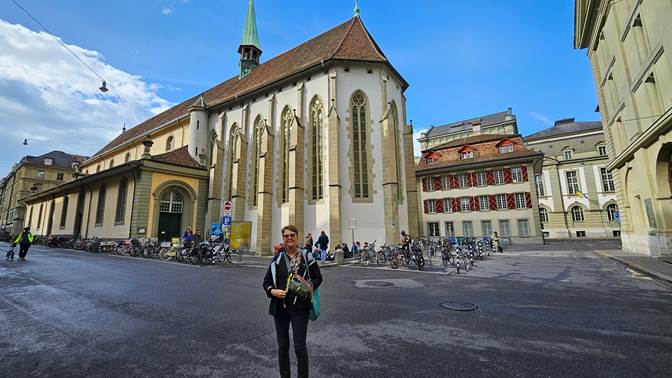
<box><xmin>594</xmin><ymin>250</ymin><xmax>672</xmax><ymax>285</ymax></box>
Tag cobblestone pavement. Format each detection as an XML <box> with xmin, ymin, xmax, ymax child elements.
<box><xmin>1</xmin><ymin>240</ymin><xmax>672</xmax><ymax>377</ymax></box>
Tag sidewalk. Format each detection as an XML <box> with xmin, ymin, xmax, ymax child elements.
<box><xmin>595</xmin><ymin>249</ymin><xmax>672</xmax><ymax>285</ymax></box>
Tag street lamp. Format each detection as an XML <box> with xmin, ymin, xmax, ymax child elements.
<box><xmin>99</xmin><ymin>81</ymin><xmax>109</xmax><ymax>93</ymax></box>
<box><xmin>23</xmin><ymin>139</ymin><xmax>28</xmax><ymax>146</ymax></box>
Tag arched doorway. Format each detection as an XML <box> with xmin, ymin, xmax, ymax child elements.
<box><xmin>158</xmin><ymin>191</ymin><xmax>184</xmax><ymax>242</ymax></box>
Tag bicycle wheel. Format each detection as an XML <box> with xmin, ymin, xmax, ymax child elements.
<box><xmin>417</xmin><ymin>255</ymin><xmax>425</xmax><ymax>271</ymax></box>
<box><xmin>224</xmin><ymin>250</ymin><xmax>232</xmax><ymax>263</ymax></box>
<box><xmin>188</xmin><ymin>249</ymin><xmax>201</xmax><ymax>265</ymax></box>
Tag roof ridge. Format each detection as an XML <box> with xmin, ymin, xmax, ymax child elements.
<box><xmin>331</xmin><ymin>17</ymin><xmax>386</xmax><ymax>61</ymax></box>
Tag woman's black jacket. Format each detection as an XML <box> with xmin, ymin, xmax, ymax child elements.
<box><xmin>262</xmin><ymin>250</ymin><xmax>323</xmax><ymax>316</ymax></box>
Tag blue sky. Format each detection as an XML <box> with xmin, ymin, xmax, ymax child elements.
<box><xmin>0</xmin><ymin>0</ymin><xmax>598</xmax><ymax>174</ymax></box>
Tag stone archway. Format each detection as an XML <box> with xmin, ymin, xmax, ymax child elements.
<box><xmin>654</xmin><ymin>142</ymin><xmax>672</xmax><ymax>197</ymax></box>
<box><xmin>151</xmin><ymin>181</ymin><xmax>197</xmax><ymax>241</ymax></box>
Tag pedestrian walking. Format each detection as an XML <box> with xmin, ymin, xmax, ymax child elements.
<box><xmin>263</xmin><ymin>224</ymin><xmax>323</xmax><ymax>378</ymax></box>
<box><xmin>315</xmin><ymin>231</ymin><xmax>329</xmax><ymax>262</ymax></box>
<box><xmin>304</xmin><ymin>233</ymin><xmax>313</xmax><ymax>254</ymax></box>
<box><xmin>14</xmin><ymin>227</ymin><xmax>34</xmax><ymax>261</ymax></box>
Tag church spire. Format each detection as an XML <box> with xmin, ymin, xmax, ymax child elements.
<box><xmin>238</xmin><ymin>0</ymin><xmax>262</xmax><ymax>79</ymax></box>
<box><xmin>354</xmin><ymin>0</ymin><xmax>360</xmax><ymax>17</ymax></box>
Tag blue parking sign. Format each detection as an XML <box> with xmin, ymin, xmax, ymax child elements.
<box><xmin>223</xmin><ymin>216</ymin><xmax>232</xmax><ymax>226</ymax></box>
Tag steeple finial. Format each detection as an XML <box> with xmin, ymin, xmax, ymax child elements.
<box><xmin>354</xmin><ymin>0</ymin><xmax>360</xmax><ymax>17</ymax></box>
<box><xmin>240</xmin><ymin>0</ymin><xmax>261</xmax><ymax>51</ymax></box>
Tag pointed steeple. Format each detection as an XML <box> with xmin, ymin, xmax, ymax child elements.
<box><xmin>238</xmin><ymin>0</ymin><xmax>262</xmax><ymax>79</ymax></box>
<box><xmin>354</xmin><ymin>0</ymin><xmax>360</xmax><ymax>17</ymax></box>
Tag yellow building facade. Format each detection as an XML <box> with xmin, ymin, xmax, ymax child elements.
<box><xmin>575</xmin><ymin>0</ymin><xmax>672</xmax><ymax>255</ymax></box>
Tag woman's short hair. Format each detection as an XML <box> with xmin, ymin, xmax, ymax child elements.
<box><xmin>281</xmin><ymin>224</ymin><xmax>299</xmax><ymax>236</ymax></box>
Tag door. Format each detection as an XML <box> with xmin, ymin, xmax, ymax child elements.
<box><xmin>158</xmin><ymin>213</ymin><xmax>181</xmax><ymax>242</ymax></box>
<box><xmin>73</xmin><ymin>190</ymin><xmax>85</xmax><ymax>237</ymax></box>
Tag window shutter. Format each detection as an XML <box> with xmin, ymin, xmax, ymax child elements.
<box><xmin>422</xmin><ymin>178</ymin><xmax>428</xmax><ymax>192</ymax></box>
<box><xmin>504</xmin><ymin>168</ymin><xmax>512</xmax><ymax>184</ymax></box>
<box><xmin>521</xmin><ymin>166</ymin><xmax>528</xmax><ymax>181</ymax></box>
<box><xmin>423</xmin><ymin>200</ymin><xmax>428</xmax><ymax>214</ymax></box>
<box><xmin>507</xmin><ymin>193</ymin><xmax>515</xmax><ymax>209</ymax></box>
<box><xmin>472</xmin><ymin>196</ymin><xmax>480</xmax><ymax>211</ymax></box>
<box><xmin>436</xmin><ymin>198</ymin><xmax>444</xmax><ymax>213</ymax></box>
<box><xmin>433</xmin><ymin>176</ymin><xmax>442</xmax><ymax>191</ymax></box>
<box><xmin>452</xmin><ymin>197</ymin><xmax>460</xmax><ymax>213</ymax></box>
<box><xmin>450</xmin><ymin>175</ymin><xmax>458</xmax><ymax>189</ymax></box>
<box><xmin>486</xmin><ymin>170</ymin><xmax>494</xmax><ymax>186</ymax></box>
<box><xmin>525</xmin><ymin>192</ymin><xmax>532</xmax><ymax>208</ymax></box>
<box><xmin>468</xmin><ymin>172</ymin><xmax>476</xmax><ymax>187</ymax></box>
<box><xmin>489</xmin><ymin>194</ymin><xmax>497</xmax><ymax>210</ymax></box>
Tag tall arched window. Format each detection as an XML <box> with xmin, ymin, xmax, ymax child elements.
<box><xmin>351</xmin><ymin>92</ymin><xmax>370</xmax><ymax>198</ymax></box>
<box><xmin>166</xmin><ymin>136</ymin><xmax>174</xmax><ymax>152</ymax></box>
<box><xmin>227</xmin><ymin>124</ymin><xmax>239</xmax><ymax>201</ymax></box>
<box><xmin>37</xmin><ymin>203</ymin><xmax>43</xmax><ymax>229</ymax></box>
<box><xmin>539</xmin><ymin>208</ymin><xmax>549</xmax><ymax>223</ymax></box>
<box><xmin>59</xmin><ymin>195</ymin><xmax>69</xmax><ymax>228</ymax></box>
<box><xmin>606</xmin><ymin>203</ymin><xmax>619</xmax><ymax>221</ymax></box>
<box><xmin>115</xmin><ymin>178</ymin><xmax>128</xmax><ymax>224</ymax></box>
<box><xmin>95</xmin><ymin>184</ymin><xmax>107</xmax><ymax>225</ymax></box>
<box><xmin>310</xmin><ymin>97</ymin><xmax>324</xmax><ymax>200</ymax></box>
<box><xmin>390</xmin><ymin>102</ymin><xmax>403</xmax><ymax>201</ymax></box>
<box><xmin>251</xmin><ymin>117</ymin><xmax>263</xmax><ymax>206</ymax></box>
<box><xmin>280</xmin><ymin>107</ymin><xmax>292</xmax><ymax>203</ymax></box>
<box><xmin>124</xmin><ymin>152</ymin><xmax>131</xmax><ymax>163</ymax></box>
<box><xmin>109</xmin><ymin>159</ymin><xmax>114</xmax><ymax>168</ymax></box>
<box><xmin>571</xmin><ymin>206</ymin><xmax>584</xmax><ymax>222</ymax></box>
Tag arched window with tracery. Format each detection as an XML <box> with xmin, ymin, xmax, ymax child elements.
<box><xmin>160</xmin><ymin>191</ymin><xmax>183</xmax><ymax>213</ymax></box>
<box><xmin>251</xmin><ymin>117</ymin><xmax>264</xmax><ymax>206</ymax></box>
<box><xmin>539</xmin><ymin>208</ymin><xmax>549</xmax><ymax>223</ymax></box>
<box><xmin>310</xmin><ymin>97</ymin><xmax>324</xmax><ymax>200</ymax></box>
<box><xmin>351</xmin><ymin>92</ymin><xmax>370</xmax><ymax>199</ymax></box>
<box><xmin>115</xmin><ymin>178</ymin><xmax>128</xmax><ymax>224</ymax></box>
<box><xmin>227</xmin><ymin>124</ymin><xmax>239</xmax><ymax>201</ymax></box>
<box><xmin>124</xmin><ymin>152</ymin><xmax>131</xmax><ymax>164</ymax></box>
<box><xmin>280</xmin><ymin>107</ymin><xmax>292</xmax><ymax>203</ymax></box>
<box><xmin>571</xmin><ymin>205</ymin><xmax>584</xmax><ymax>222</ymax></box>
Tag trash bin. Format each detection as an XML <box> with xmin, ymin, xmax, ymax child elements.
<box><xmin>335</xmin><ymin>249</ymin><xmax>344</xmax><ymax>265</ymax></box>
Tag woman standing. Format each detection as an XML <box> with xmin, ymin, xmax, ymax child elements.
<box><xmin>263</xmin><ymin>224</ymin><xmax>322</xmax><ymax>378</ymax></box>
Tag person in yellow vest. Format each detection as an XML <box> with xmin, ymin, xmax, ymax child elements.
<box><xmin>14</xmin><ymin>227</ymin><xmax>34</xmax><ymax>261</ymax></box>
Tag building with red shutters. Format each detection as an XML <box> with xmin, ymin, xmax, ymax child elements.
<box><xmin>416</xmin><ymin>133</ymin><xmax>544</xmax><ymax>244</ymax></box>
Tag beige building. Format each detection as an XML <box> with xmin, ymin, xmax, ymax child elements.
<box><xmin>416</xmin><ymin>134</ymin><xmax>544</xmax><ymax>244</ymax></box>
<box><xmin>22</xmin><ymin>3</ymin><xmax>419</xmax><ymax>254</ymax></box>
<box><xmin>575</xmin><ymin>0</ymin><xmax>672</xmax><ymax>255</ymax></box>
<box><xmin>417</xmin><ymin>108</ymin><xmax>518</xmax><ymax>151</ymax></box>
<box><xmin>524</xmin><ymin>118</ymin><xmax>620</xmax><ymax>239</ymax></box>
<box><xmin>0</xmin><ymin>151</ymin><xmax>85</xmax><ymax>236</ymax></box>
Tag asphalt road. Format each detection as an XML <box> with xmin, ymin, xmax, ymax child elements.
<box><xmin>1</xmin><ymin>240</ymin><xmax>672</xmax><ymax>377</ymax></box>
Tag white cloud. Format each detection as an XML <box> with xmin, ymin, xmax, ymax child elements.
<box><xmin>529</xmin><ymin>112</ymin><xmax>553</xmax><ymax>126</ymax></box>
<box><xmin>0</xmin><ymin>19</ymin><xmax>172</xmax><ymax>173</ymax></box>
<box><xmin>161</xmin><ymin>6</ymin><xmax>173</xmax><ymax>15</ymax></box>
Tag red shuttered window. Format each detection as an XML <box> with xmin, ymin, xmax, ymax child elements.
<box><xmin>433</xmin><ymin>176</ymin><xmax>442</xmax><ymax>191</ymax></box>
<box><xmin>450</xmin><ymin>175</ymin><xmax>459</xmax><ymax>189</ymax></box>
<box><xmin>422</xmin><ymin>178</ymin><xmax>428</xmax><ymax>192</ymax></box>
<box><xmin>506</xmin><ymin>193</ymin><xmax>515</xmax><ymax>209</ymax></box>
<box><xmin>452</xmin><ymin>197</ymin><xmax>460</xmax><ymax>213</ymax></box>
<box><xmin>489</xmin><ymin>194</ymin><xmax>497</xmax><ymax>210</ymax></box>
<box><xmin>525</xmin><ymin>192</ymin><xmax>532</xmax><ymax>208</ymax></box>
<box><xmin>423</xmin><ymin>200</ymin><xmax>428</xmax><ymax>214</ymax></box>
<box><xmin>471</xmin><ymin>196</ymin><xmax>480</xmax><ymax>211</ymax></box>
<box><xmin>521</xmin><ymin>166</ymin><xmax>528</xmax><ymax>182</ymax></box>
<box><xmin>504</xmin><ymin>168</ymin><xmax>513</xmax><ymax>184</ymax></box>
<box><xmin>436</xmin><ymin>198</ymin><xmax>444</xmax><ymax>213</ymax></box>
<box><xmin>486</xmin><ymin>170</ymin><xmax>494</xmax><ymax>186</ymax></box>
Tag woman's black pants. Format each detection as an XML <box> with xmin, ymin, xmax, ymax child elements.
<box><xmin>274</xmin><ymin>307</ymin><xmax>309</xmax><ymax>378</ymax></box>
<box><xmin>19</xmin><ymin>244</ymin><xmax>30</xmax><ymax>259</ymax></box>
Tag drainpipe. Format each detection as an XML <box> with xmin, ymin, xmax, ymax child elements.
<box><xmin>128</xmin><ymin>171</ymin><xmax>138</xmax><ymax>239</ymax></box>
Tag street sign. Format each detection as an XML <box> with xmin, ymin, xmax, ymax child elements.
<box><xmin>222</xmin><ymin>216</ymin><xmax>232</xmax><ymax>226</ymax></box>
<box><xmin>613</xmin><ymin>212</ymin><xmax>620</xmax><ymax>223</ymax></box>
<box><xmin>223</xmin><ymin>201</ymin><xmax>233</xmax><ymax>212</ymax></box>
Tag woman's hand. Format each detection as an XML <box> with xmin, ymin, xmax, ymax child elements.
<box><xmin>271</xmin><ymin>289</ymin><xmax>287</xmax><ymax>299</ymax></box>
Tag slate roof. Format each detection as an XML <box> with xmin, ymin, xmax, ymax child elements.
<box><xmin>424</xmin><ymin>133</ymin><xmax>518</xmax><ymax>152</ymax></box>
<box><xmin>423</xmin><ymin>109</ymin><xmax>515</xmax><ymax>139</ymax></box>
<box><xmin>94</xmin><ymin>16</ymin><xmax>395</xmax><ymax>158</ymax></box>
<box><xmin>21</xmin><ymin>151</ymin><xmax>87</xmax><ymax>169</ymax></box>
<box><xmin>151</xmin><ymin>146</ymin><xmax>203</xmax><ymax>169</ymax></box>
<box><xmin>524</xmin><ymin>118</ymin><xmax>602</xmax><ymax>141</ymax></box>
<box><xmin>416</xmin><ymin>149</ymin><xmax>542</xmax><ymax>173</ymax></box>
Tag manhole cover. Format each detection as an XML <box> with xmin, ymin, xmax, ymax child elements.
<box><xmin>366</xmin><ymin>281</ymin><xmax>394</xmax><ymax>287</ymax></box>
<box><xmin>439</xmin><ymin>301</ymin><xmax>478</xmax><ymax>311</ymax></box>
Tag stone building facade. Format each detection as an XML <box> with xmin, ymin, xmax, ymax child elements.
<box><xmin>416</xmin><ymin>134</ymin><xmax>544</xmax><ymax>244</ymax></box>
<box><xmin>524</xmin><ymin>118</ymin><xmax>620</xmax><ymax>239</ymax></box>
<box><xmin>0</xmin><ymin>151</ymin><xmax>85</xmax><ymax>236</ymax></box>
<box><xmin>575</xmin><ymin>0</ymin><xmax>672</xmax><ymax>255</ymax></box>
<box><xmin>22</xmin><ymin>2</ymin><xmax>418</xmax><ymax>254</ymax></box>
